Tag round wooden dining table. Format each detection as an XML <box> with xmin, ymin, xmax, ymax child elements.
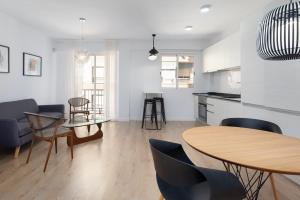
<box><xmin>182</xmin><ymin>126</ymin><xmax>300</xmax><ymax>200</ymax></box>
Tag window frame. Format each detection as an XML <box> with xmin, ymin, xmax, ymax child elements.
<box><xmin>160</xmin><ymin>54</ymin><xmax>195</xmax><ymax>89</ymax></box>
<box><xmin>88</xmin><ymin>54</ymin><xmax>105</xmax><ymax>84</ymax></box>
<box><xmin>160</xmin><ymin>55</ymin><xmax>178</xmax><ymax>88</ymax></box>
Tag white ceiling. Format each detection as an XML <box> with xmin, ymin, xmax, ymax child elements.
<box><xmin>0</xmin><ymin>0</ymin><xmax>273</xmax><ymax>40</ymax></box>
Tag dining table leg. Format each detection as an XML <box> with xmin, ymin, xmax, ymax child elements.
<box><xmin>223</xmin><ymin>161</ymin><xmax>271</xmax><ymax>200</ymax></box>
<box><xmin>270</xmin><ymin>174</ymin><xmax>279</xmax><ymax>200</ymax></box>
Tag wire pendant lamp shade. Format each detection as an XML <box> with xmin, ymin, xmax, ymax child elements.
<box><xmin>257</xmin><ymin>0</ymin><xmax>300</xmax><ymax>60</ymax></box>
<box><xmin>75</xmin><ymin>18</ymin><xmax>89</xmax><ymax>64</ymax></box>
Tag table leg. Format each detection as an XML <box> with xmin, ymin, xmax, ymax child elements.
<box><xmin>223</xmin><ymin>161</ymin><xmax>271</xmax><ymax>200</ymax></box>
<box><xmin>270</xmin><ymin>174</ymin><xmax>279</xmax><ymax>200</ymax></box>
<box><xmin>67</xmin><ymin>123</ymin><xmax>103</xmax><ymax>146</ymax></box>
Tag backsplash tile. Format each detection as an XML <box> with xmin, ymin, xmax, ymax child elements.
<box><xmin>209</xmin><ymin>69</ymin><xmax>241</xmax><ymax>94</ymax></box>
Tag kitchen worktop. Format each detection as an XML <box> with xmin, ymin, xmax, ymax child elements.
<box><xmin>193</xmin><ymin>92</ymin><xmax>241</xmax><ymax>102</ymax></box>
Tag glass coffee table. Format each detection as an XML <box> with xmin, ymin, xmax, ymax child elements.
<box><xmin>63</xmin><ymin>116</ymin><xmax>110</xmax><ymax>146</ymax></box>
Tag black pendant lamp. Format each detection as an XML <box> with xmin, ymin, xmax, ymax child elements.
<box><xmin>257</xmin><ymin>0</ymin><xmax>300</xmax><ymax>60</ymax></box>
<box><xmin>148</xmin><ymin>34</ymin><xmax>159</xmax><ymax>61</ymax></box>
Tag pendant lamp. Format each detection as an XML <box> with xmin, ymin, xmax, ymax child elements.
<box><xmin>257</xmin><ymin>0</ymin><xmax>300</xmax><ymax>60</ymax></box>
<box><xmin>75</xmin><ymin>17</ymin><xmax>89</xmax><ymax>64</ymax></box>
<box><xmin>148</xmin><ymin>34</ymin><xmax>159</xmax><ymax>61</ymax></box>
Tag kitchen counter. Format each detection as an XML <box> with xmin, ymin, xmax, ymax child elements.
<box><xmin>193</xmin><ymin>92</ymin><xmax>241</xmax><ymax>103</ymax></box>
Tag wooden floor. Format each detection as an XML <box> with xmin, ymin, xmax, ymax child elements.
<box><xmin>0</xmin><ymin>121</ymin><xmax>300</xmax><ymax>200</ymax></box>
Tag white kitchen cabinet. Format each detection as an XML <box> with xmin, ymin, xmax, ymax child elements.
<box><xmin>203</xmin><ymin>31</ymin><xmax>241</xmax><ymax>73</ymax></box>
<box><xmin>207</xmin><ymin>98</ymin><xmax>243</xmax><ymax>125</ymax></box>
<box><xmin>203</xmin><ymin>46</ymin><xmax>220</xmax><ymax>72</ymax></box>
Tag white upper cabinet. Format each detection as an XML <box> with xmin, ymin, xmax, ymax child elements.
<box><xmin>203</xmin><ymin>31</ymin><xmax>241</xmax><ymax>73</ymax></box>
<box><xmin>203</xmin><ymin>45</ymin><xmax>221</xmax><ymax>72</ymax></box>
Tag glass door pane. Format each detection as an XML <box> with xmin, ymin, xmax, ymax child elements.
<box><xmin>82</xmin><ymin>54</ymin><xmax>106</xmax><ymax>119</ymax></box>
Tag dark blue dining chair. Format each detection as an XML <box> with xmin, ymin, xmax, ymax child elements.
<box><xmin>149</xmin><ymin>139</ymin><xmax>246</xmax><ymax>200</ymax></box>
<box><xmin>220</xmin><ymin>118</ymin><xmax>282</xmax><ymax>134</ymax></box>
<box><xmin>220</xmin><ymin>117</ymin><xmax>282</xmax><ymax>200</ymax></box>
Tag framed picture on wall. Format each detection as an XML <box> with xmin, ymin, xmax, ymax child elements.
<box><xmin>23</xmin><ymin>53</ymin><xmax>42</xmax><ymax>76</ymax></box>
<box><xmin>0</xmin><ymin>45</ymin><xmax>10</xmax><ymax>73</ymax></box>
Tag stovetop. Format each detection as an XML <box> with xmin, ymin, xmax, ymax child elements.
<box><xmin>193</xmin><ymin>92</ymin><xmax>241</xmax><ymax>102</ymax></box>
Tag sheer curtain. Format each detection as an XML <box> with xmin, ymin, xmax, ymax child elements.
<box><xmin>104</xmin><ymin>40</ymin><xmax>118</xmax><ymax>120</ymax></box>
<box><xmin>54</xmin><ymin>40</ymin><xmax>118</xmax><ymax>120</ymax></box>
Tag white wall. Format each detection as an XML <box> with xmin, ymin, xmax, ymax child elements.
<box><xmin>223</xmin><ymin>0</ymin><xmax>300</xmax><ymax>184</ymax></box>
<box><xmin>53</xmin><ymin>39</ymin><xmax>210</xmax><ymax>121</ymax></box>
<box><xmin>117</xmin><ymin>41</ymin><xmax>131</xmax><ymax>121</ymax></box>
<box><xmin>118</xmin><ymin>39</ymin><xmax>210</xmax><ymax>121</ymax></box>
<box><xmin>241</xmin><ymin>0</ymin><xmax>300</xmax><ymax>111</ymax></box>
<box><xmin>0</xmin><ymin>11</ymin><xmax>55</xmax><ymax>104</ymax></box>
<box><xmin>54</xmin><ymin>37</ymin><xmax>209</xmax><ymax>121</ymax></box>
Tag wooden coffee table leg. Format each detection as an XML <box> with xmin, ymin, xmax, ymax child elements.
<box><xmin>96</xmin><ymin>123</ymin><xmax>103</xmax><ymax>137</ymax></box>
<box><xmin>67</xmin><ymin>123</ymin><xmax>103</xmax><ymax>146</ymax></box>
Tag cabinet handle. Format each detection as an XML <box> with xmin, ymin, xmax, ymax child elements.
<box><xmin>207</xmin><ymin>110</ymin><xmax>214</xmax><ymax>114</ymax></box>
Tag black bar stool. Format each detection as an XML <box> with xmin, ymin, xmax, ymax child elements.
<box><xmin>142</xmin><ymin>98</ymin><xmax>160</xmax><ymax>130</ymax></box>
<box><xmin>153</xmin><ymin>97</ymin><xmax>166</xmax><ymax>124</ymax></box>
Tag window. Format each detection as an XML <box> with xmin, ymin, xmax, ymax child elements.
<box><xmin>161</xmin><ymin>56</ymin><xmax>177</xmax><ymax>88</ymax></box>
<box><xmin>161</xmin><ymin>55</ymin><xmax>194</xmax><ymax>88</ymax></box>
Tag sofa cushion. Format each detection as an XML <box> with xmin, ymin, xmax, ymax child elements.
<box><xmin>17</xmin><ymin>121</ymin><xmax>32</xmax><ymax>137</ymax></box>
<box><xmin>0</xmin><ymin>99</ymin><xmax>38</xmax><ymax>120</ymax></box>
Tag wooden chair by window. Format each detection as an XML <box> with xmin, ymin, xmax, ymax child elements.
<box><xmin>68</xmin><ymin>97</ymin><xmax>90</xmax><ymax>120</ymax></box>
<box><xmin>24</xmin><ymin>112</ymin><xmax>73</xmax><ymax>172</ymax></box>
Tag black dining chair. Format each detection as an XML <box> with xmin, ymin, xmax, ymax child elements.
<box><xmin>220</xmin><ymin>117</ymin><xmax>282</xmax><ymax>200</ymax></box>
<box><xmin>149</xmin><ymin>139</ymin><xmax>246</xmax><ymax>200</ymax></box>
<box><xmin>220</xmin><ymin>118</ymin><xmax>282</xmax><ymax>134</ymax></box>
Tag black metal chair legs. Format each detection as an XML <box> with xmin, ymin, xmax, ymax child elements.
<box><xmin>154</xmin><ymin>97</ymin><xmax>166</xmax><ymax>124</ymax></box>
<box><xmin>142</xmin><ymin>99</ymin><xmax>161</xmax><ymax>130</ymax></box>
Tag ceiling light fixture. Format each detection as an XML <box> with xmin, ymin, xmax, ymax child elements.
<box><xmin>257</xmin><ymin>0</ymin><xmax>300</xmax><ymax>60</ymax></box>
<box><xmin>75</xmin><ymin>17</ymin><xmax>89</xmax><ymax>64</ymax></box>
<box><xmin>200</xmin><ymin>5</ymin><xmax>211</xmax><ymax>13</ymax></box>
<box><xmin>148</xmin><ymin>34</ymin><xmax>159</xmax><ymax>61</ymax></box>
<box><xmin>184</xmin><ymin>26</ymin><xmax>193</xmax><ymax>31</ymax></box>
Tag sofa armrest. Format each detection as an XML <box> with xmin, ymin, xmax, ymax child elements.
<box><xmin>38</xmin><ymin>104</ymin><xmax>65</xmax><ymax>113</ymax></box>
<box><xmin>0</xmin><ymin>119</ymin><xmax>20</xmax><ymax>148</ymax></box>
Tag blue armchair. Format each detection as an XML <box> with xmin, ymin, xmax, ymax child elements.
<box><xmin>0</xmin><ymin>99</ymin><xmax>64</xmax><ymax>158</ymax></box>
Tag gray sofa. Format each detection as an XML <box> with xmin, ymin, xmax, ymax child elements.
<box><xmin>0</xmin><ymin>99</ymin><xmax>64</xmax><ymax>157</ymax></box>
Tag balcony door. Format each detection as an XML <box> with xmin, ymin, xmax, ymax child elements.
<box><xmin>82</xmin><ymin>54</ymin><xmax>106</xmax><ymax>119</ymax></box>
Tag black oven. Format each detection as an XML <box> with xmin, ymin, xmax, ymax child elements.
<box><xmin>198</xmin><ymin>96</ymin><xmax>207</xmax><ymax>123</ymax></box>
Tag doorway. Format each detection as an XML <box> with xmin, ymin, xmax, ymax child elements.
<box><xmin>82</xmin><ymin>54</ymin><xmax>106</xmax><ymax>119</ymax></box>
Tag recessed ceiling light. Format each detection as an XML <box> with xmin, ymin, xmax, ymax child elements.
<box><xmin>184</xmin><ymin>26</ymin><xmax>193</xmax><ymax>31</ymax></box>
<box><xmin>200</xmin><ymin>5</ymin><xmax>211</xmax><ymax>13</ymax></box>
<box><xmin>79</xmin><ymin>17</ymin><xmax>86</xmax><ymax>22</ymax></box>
